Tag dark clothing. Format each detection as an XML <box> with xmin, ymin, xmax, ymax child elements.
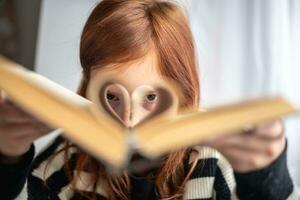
<box><xmin>0</xmin><ymin>135</ymin><xmax>296</xmax><ymax>200</ymax></box>
<box><xmin>130</xmin><ymin>175</ymin><xmax>157</xmax><ymax>200</ymax></box>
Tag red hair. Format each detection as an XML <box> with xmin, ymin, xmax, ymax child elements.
<box><xmin>46</xmin><ymin>0</ymin><xmax>200</xmax><ymax>199</ymax></box>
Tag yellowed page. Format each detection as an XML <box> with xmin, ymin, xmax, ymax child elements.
<box><xmin>136</xmin><ymin>97</ymin><xmax>298</xmax><ymax>158</ymax></box>
<box><xmin>0</xmin><ymin>56</ymin><xmax>126</xmax><ymax>167</ymax></box>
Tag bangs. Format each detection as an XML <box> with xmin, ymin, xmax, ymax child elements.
<box><xmin>90</xmin><ymin>39</ymin><xmax>158</xmax><ymax>72</ymax></box>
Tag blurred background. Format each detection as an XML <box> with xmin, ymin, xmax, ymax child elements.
<box><xmin>0</xmin><ymin>0</ymin><xmax>299</xmax><ymax>184</ymax></box>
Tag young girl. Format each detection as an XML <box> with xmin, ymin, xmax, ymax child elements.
<box><xmin>0</xmin><ymin>0</ymin><xmax>297</xmax><ymax>199</ymax></box>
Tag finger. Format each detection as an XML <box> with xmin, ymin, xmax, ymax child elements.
<box><xmin>202</xmin><ymin>130</ymin><xmax>240</xmax><ymax>145</ymax></box>
<box><xmin>0</xmin><ymin>120</ymin><xmax>52</xmax><ymax>143</ymax></box>
<box><xmin>221</xmin><ymin>146</ymin><xmax>269</xmax><ymax>164</ymax></box>
<box><xmin>0</xmin><ymin>122</ymin><xmax>44</xmax><ymax>138</ymax></box>
<box><xmin>0</xmin><ymin>90</ymin><xmax>7</xmax><ymax>104</ymax></box>
<box><xmin>204</xmin><ymin>132</ymin><xmax>283</xmax><ymax>154</ymax></box>
<box><xmin>0</xmin><ymin>104</ymin><xmax>38</xmax><ymax>123</ymax></box>
<box><xmin>211</xmin><ymin>132</ymin><xmax>286</xmax><ymax>158</ymax></box>
<box><xmin>253</xmin><ymin>120</ymin><xmax>284</xmax><ymax>140</ymax></box>
<box><xmin>219</xmin><ymin>146</ymin><xmax>272</xmax><ymax>172</ymax></box>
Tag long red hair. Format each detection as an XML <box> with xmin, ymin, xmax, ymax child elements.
<box><xmin>46</xmin><ymin>0</ymin><xmax>200</xmax><ymax>199</ymax></box>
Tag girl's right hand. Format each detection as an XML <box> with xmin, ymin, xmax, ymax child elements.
<box><xmin>0</xmin><ymin>91</ymin><xmax>52</xmax><ymax>162</ymax></box>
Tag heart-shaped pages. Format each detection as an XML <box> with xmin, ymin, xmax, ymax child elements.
<box><xmin>87</xmin><ymin>77</ymin><xmax>179</xmax><ymax>128</ymax></box>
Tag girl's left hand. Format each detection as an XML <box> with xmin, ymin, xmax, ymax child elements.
<box><xmin>204</xmin><ymin>120</ymin><xmax>286</xmax><ymax>173</ymax></box>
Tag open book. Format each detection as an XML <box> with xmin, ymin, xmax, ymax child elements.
<box><xmin>0</xmin><ymin>56</ymin><xmax>298</xmax><ymax>171</ymax></box>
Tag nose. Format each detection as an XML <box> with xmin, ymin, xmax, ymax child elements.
<box><xmin>121</xmin><ymin>110</ymin><xmax>132</xmax><ymax>128</ymax></box>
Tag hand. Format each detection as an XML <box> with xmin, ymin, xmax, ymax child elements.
<box><xmin>204</xmin><ymin>120</ymin><xmax>286</xmax><ymax>173</ymax></box>
<box><xmin>0</xmin><ymin>91</ymin><xmax>52</xmax><ymax>161</ymax></box>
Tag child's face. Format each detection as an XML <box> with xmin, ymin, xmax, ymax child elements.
<box><xmin>89</xmin><ymin>53</ymin><xmax>173</xmax><ymax>127</ymax></box>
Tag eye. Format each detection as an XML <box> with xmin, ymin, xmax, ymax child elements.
<box><xmin>145</xmin><ymin>94</ymin><xmax>157</xmax><ymax>102</ymax></box>
<box><xmin>106</xmin><ymin>93</ymin><xmax>119</xmax><ymax>101</ymax></box>
<box><xmin>143</xmin><ymin>93</ymin><xmax>157</xmax><ymax>111</ymax></box>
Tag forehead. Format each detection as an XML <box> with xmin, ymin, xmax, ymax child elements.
<box><xmin>90</xmin><ymin>53</ymin><xmax>167</xmax><ymax>93</ymax></box>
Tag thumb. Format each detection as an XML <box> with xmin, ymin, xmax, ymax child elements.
<box><xmin>0</xmin><ymin>90</ymin><xmax>7</xmax><ymax>104</ymax></box>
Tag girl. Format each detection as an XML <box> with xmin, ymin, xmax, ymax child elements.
<box><xmin>0</xmin><ymin>0</ymin><xmax>297</xmax><ymax>199</ymax></box>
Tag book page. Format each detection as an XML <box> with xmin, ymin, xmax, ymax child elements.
<box><xmin>136</xmin><ymin>97</ymin><xmax>299</xmax><ymax>158</ymax></box>
<box><xmin>0</xmin><ymin>56</ymin><xmax>127</xmax><ymax>168</ymax></box>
